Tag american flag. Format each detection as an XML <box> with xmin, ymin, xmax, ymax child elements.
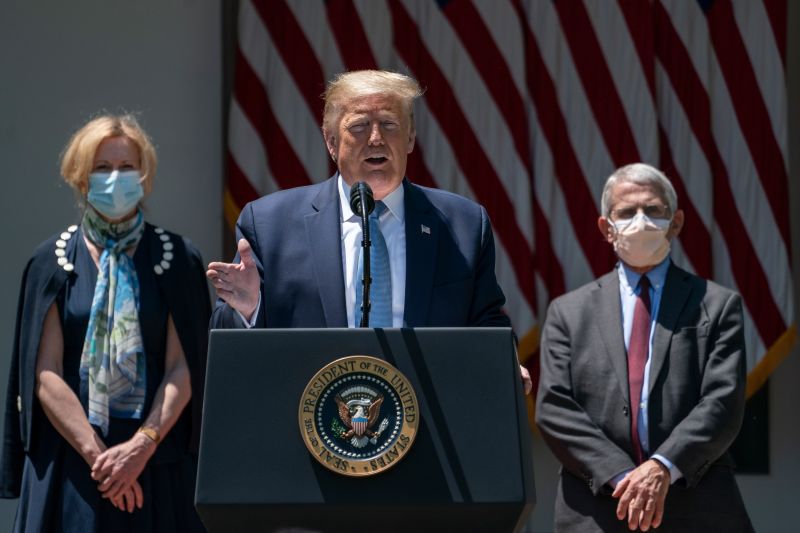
<box><xmin>226</xmin><ymin>0</ymin><xmax>795</xmax><ymax>413</ymax></box>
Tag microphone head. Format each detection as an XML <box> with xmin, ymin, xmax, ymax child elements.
<box><xmin>349</xmin><ymin>181</ymin><xmax>375</xmax><ymax>217</ymax></box>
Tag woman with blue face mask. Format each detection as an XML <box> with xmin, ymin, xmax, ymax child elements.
<box><xmin>1</xmin><ymin>114</ymin><xmax>210</xmax><ymax>532</ymax></box>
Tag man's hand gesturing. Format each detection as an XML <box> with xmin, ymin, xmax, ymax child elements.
<box><xmin>207</xmin><ymin>238</ymin><xmax>261</xmax><ymax>321</ymax></box>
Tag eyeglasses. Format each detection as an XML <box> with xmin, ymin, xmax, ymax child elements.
<box><xmin>609</xmin><ymin>204</ymin><xmax>671</xmax><ymax>221</ymax></box>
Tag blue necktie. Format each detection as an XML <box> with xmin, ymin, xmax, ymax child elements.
<box><xmin>354</xmin><ymin>201</ymin><xmax>392</xmax><ymax>327</ymax></box>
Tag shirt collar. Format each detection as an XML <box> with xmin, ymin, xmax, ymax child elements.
<box><xmin>338</xmin><ymin>173</ymin><xmax>405</xmax><ymax>223</ymax></box>
<box><xmin>617</xmin><ymin>256</ymin><xmax>671</xmax><ymax>295</ymax></box>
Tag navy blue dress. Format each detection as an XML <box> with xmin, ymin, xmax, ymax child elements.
<box><xmin>13</xmin><ymin>231</ymin><xmax>204</xmax><ymax>532</ymax></box>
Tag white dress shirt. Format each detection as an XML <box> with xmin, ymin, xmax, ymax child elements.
<box><xmin>239</xmin><ymin>175</ymin><xmax>407</xmax><ymax>328</ymax></box>
<box><xmin>610</xmin><ymin>258</ymin><xmax>683</xmax><ymax>486</ymax></box>
<box><xmin>339</xmin><ymin>175</ymin><xmax>406</xmax><ymax>327</ymax></box>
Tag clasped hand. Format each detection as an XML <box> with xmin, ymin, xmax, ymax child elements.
<box><xmin>91</xmin><ymin>433</ymin><xmax>156</xmax><ymax>513</ymax></box>
<box><xmin>612</xmin><ymin>459</ymin><xmax>670</xmax><ymax>531</ymax></box>
<box><xmin>519</xmin><ymin>365</ymin><xmax>532</xmax><ymax>395</ymax></box>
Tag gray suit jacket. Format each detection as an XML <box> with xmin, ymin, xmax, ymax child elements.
<box><xmin>536</xmin><ymin>263</ymin><xmax>751</xmax><ymax>531</ymax></box>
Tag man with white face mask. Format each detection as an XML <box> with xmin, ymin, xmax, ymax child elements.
<box><xmin>536</xmin><ymin>163</ymin><xmax>752</xmax><ymax>532</ymax></box>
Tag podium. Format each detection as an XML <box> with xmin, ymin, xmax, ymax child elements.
<box><xmin>195</xmin><ymin>328</ymin><xmax>535</xmax><ymax>532</ymax></box>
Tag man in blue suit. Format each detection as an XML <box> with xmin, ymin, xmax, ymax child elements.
<box><xmin>207</xmin><ymin>69</ymin><xmax>531</xmax><ymax>393</ymax></box>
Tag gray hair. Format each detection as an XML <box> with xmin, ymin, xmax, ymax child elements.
<box><xmin>600</xmin><ymin>163</ymin><xmax>678</xmax><ymax>217</ymax></box>
<box><xmin>322</xmin><ymin>70</ymin><xmax>423</xmax><ymax>135</ymax></box>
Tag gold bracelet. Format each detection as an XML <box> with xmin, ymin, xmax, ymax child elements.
<box><xmin>137</xmin><ymin>426</ymin><xmax>161</xmax><ymax>444</ymax></box>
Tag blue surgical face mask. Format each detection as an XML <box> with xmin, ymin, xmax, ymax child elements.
<box><xmin>87</xmin><ymin>170</ymin><xmax>144</xmax><ymax>219</ymax></box>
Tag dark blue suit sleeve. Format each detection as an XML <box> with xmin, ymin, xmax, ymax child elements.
<box><xmin>210</xmin><ymin>202</ymin><xmax>267</xmax><ymax>329</ymax></box>
<box><xmin>468</xmin><ymin>207</ymin><xmax>512</xmax><ymax>328</ymax></box>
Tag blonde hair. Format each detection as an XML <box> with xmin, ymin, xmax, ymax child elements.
<box><xmin>322</xmin><ymin>70</ymin><xmax>423</xmax><ymax>135</ymax></box>
<box><xmin>60</xmin><ymin>114</ymin><xmax>157</xmax><ymax>196</ymax></box>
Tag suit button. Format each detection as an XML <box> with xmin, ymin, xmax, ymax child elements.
<box><xmin>623</xmin><ymin>406</ymin><xmax>629</xmax><ymax>417</ymax></box>
<box><xmin>16</xmin><ymin>395</ymin><xmax>21</xmax><ymax>413</ymax></box>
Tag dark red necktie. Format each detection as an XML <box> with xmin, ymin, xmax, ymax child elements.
<box><xmin>628</xmin><ymin>275</ymin><xmax>651</xmax><ymax>465</ymax></box>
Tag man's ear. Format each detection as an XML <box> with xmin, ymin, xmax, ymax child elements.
<box><xmin>668</xmin><ymin>209</ymin><xmax>685</xmax><ymax>240</ymax></box>
<box><xmin>598</xmin><ymin>216</ymin><xmax>615</xmax><ymax>244</ymax></box>
<box><xmin>407</xmin><ymin>128</ymin><xmax>416</xmax><ymax>154</ymax></box>
<box><xmin>323</xmin><ymin>129</ymin><xmax>337</xmax><ymax>161</ymax></box>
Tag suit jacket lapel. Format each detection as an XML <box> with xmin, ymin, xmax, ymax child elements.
<box><xmin>402</xmin><ymin>180</ymin><xmax>438</xmax><ymax>327</ymax></box>
<box><xmin>648</xmin><ymin>264</ymin><xmax>692</xmax><ymax>393</ymax></box>
<box><xmin>593</xmin><ymin>270</ymin><xmax>631</xmax><ymax>402</ymax></box>
<box><xmin>305</xmin><ymin>177</ymin><xmax>348</xmax><ymax>327</ymax></box>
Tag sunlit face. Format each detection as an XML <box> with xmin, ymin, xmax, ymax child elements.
<box><xmin>92</xmin><ymin>135</ymin><xmax>141</xmax><ymax>174</ymax></box>
<box><xmin>597</xmin><ymin>181</ymin><xmax>684</xmax><ymax>244</ymax></box>
<box><xmin>90</xmin><ymin>136</ymin><xmax>142</xmax><ymax>222</ymax></box>
<box><xmin>324</xmin><ymin>93</ymin><xmax>415</xmax><ymax>200</ymax></box>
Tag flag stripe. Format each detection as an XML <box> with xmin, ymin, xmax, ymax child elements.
<box><xmin>654</xmin><ymin>1</ymin><xmax>787</xmax><ymax>346</ymax></box>
<box><xmin>389</xmin><ymin>0</ymin><xmax>537</xmax><ymax>310</ymax></box>
<box><xmin>327</xmin><ymin>0</ymin><xmax>380</xmax><ymax>71</ymax></box>
<box><xmin>227</xmin><ymin>154</ymin><xmax>260</xmax><ymax>208</ymax></box>
<box><xmin>405</xmin><ymin>145</ymin><xmax>439</xmax><ymax>190</ymax></box>
<box><xmin>705</xmin><ymin>0</ymin><xmax>791</xmax><ymax>251</ymax></box>
<box><xmin>522</xmin><ymin>0</ymin><xmax>615</xmax><ymax>204</ymax></box>
<box><xmin>287</xmin><ymin>1</ymin><xmax>346</xmax><ymax>82</ymax></box>
<box><xmin>405</xmin><ymin>0</ymin><xmax>535</xmax><ymax>248</ymax></box>
<box><xmin>252</xmin><ymin>0</ymin><xmax>327</xmax><ymax>127</ymax></box>
<box><xmin>227</xmin><ymin>101</ymin><xmax>276</xmax><ymax>198</ymax></box>
<box><xmin>654</xmin><ymin>62</ymin><xmax>714</xmax><ymax>233</ymax></box>
<box><xmin>555</xmin><ymin>0</ymin><xmax>641</xmax><ymax>166</ymax></box>
<box><xmin>514</xmin><ymin>0</ymin><xmax>615</xmax><ymax>279</ymax></box>
<box><xmin>730</xmin><ymin>0</ymin><xmax>787</xmax><ymax>154</ymax></box>
<box><xmin>443</xmin><ymin>1</ymin><xmax>533</xmax><ymax>176</ymax></box>
<box><xmin>234</xmin><ymin>49</ymin><xmax>312</xmax><ymax>190</ymax></box>
<box><xmin>444</xmin><ymin>1</ymin><xmax>563</xmax><ymax>302</ymax></box>
<box><xmin>351</xmin><ymin>0</ymin><xmax>395</xmax><ymax>67</ymax></box>
<box><xmin>657</xmin><ymin>127</ymin><xmax>712</xmax><ymax>278</ymax></box>
<box><xmin>617</xmin><ymin>0</ymin><xmax>656</xmax><ymax>97</ymax></box>
<box><xmin>237</xmin><ymin>0</ymin><xmax>327</xmax><ymax>183</ymax></box>
<box><xmin>528</xmin><ymin>102</ymin><xmax>594</xmax><ymax>293</ymax></box>
<box><xmin>412</xmin><ymin>95</ymin><xmax>535</xmax><ymax>331</ymax></box>
<box><xmin>761</xmin><ymin>0</ymin><xmax>787</xmax><ymax>64</ymax></box>
<box><xmin>328</xmin><ymin>2</ymin><xmax>441</xmax><ymax>193</ymax></box>
<box><xmin>660</xmin><ymin>0</ymin><xmax>793</xmax><ymax>330</ymax></box>
<box><xmin>585</xmin><ymin>0</ymin><xmax>659</xmax><ymax>164</ymax></box>
<box><xmin>619</xmin><ymin>2</ymin><xmax>712</xmax><ymax>278</ymax></box>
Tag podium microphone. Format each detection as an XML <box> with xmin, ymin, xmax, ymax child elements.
<box><xmin>349</xmin><ymin>182</ymin><xmax>375</xmax><ymax>327</ymax></box>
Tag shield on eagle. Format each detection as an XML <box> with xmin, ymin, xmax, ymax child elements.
<box><xmin>352</xmin><ymin>413</ymin><xmax>368</xmax><ymax>436</ymax></box>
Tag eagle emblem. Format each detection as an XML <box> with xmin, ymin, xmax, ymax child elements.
<box><xmin>299</xmin><ymin>355</ymin><xmax>420</xmax><ymax>476</ymax></box>
<box><xmin>334</xmin><ymin>390</ymin><xmax>388</xmax><ymax>448</ymax></box>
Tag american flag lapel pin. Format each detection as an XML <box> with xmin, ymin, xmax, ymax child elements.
<box><xmin>421</xmin><ymin>224</ymin><xmax>430</xmax><ymax>235</ymax></box>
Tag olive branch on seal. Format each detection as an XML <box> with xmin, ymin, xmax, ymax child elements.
<box><xmin>330</xmin><ymin>417</ymin><xmax>347</xmax><ymax>438</ymax></box>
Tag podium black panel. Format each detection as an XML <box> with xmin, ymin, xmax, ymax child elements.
<box><xmin>196</xmin><ymin>328</ymin><xmax>535</xmax><ymax>532</ymax></box>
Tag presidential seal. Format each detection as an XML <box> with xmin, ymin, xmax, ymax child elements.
<box><xmin>298</xmin><ymin>355</ymin><xmax>419</xmax><ymax>477</ymax></box>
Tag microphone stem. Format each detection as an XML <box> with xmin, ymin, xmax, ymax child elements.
<box><xmin>359</xmin><ymin>186</ymin><xmax>371</xmax><ymax>327</ymax></box>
